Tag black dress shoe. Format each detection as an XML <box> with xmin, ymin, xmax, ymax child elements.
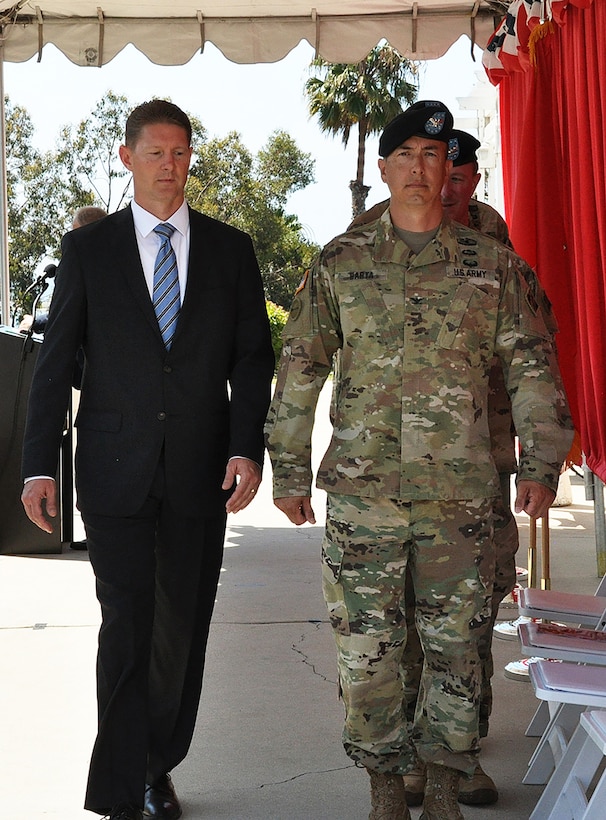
<box><xmin>144</xmin><ymin>773</ymin><xmax>182</xmax><ymax>819</ymax></box>
<box><xmin>70</xmin><ymin>538</ymin><xmax>88</xmax><ymax>550</ymax></box>
<box><xmin>108</xmin><ymin>805</ymin><xmax>143</xmax><ymax>820</ymax></box>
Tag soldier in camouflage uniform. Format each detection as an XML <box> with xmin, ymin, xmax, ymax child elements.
<box><xmin>350</xmin><ymin>130</ymin><xmax>534</xmax><ymax>807</ymax></box>
<box><xmin>265</xmin><ymin>101</ymin><xmax>573</xmax><ymax>820</ymax></box>
<box><xmin>347</xmin><ymin>128</ymin><xmax>546</xmax><ymax>806</ymax></box>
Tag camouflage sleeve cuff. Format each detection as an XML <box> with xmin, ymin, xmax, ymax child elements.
<box><xmin>272</xmin><ymin>478</ymin><xmax>313</xmax><ymax>499</ymax></box>
<box><xmin>517</xmin><ymin>457</ymin><xmax>561</xmax><ymax>495</ymax></box>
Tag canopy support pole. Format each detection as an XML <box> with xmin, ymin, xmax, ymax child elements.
<box><xmin>0</xmin><ymin>36</ymin><xmax>10</xmax><ymax>326</ymax></box>
<box><xmin>584</xmin><ymin>469</ymin><xmax>606</xmax><ymax>577</ymax></box>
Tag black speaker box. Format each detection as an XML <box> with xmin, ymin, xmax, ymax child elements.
<box><xmin>0</xmin><ymin>326</ymin><xmax>64</xmax><ymax>554</ymax></box>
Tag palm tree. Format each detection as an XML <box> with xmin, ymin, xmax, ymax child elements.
<box><xmin>305</xmin><ymin>44</ymin><xmax>419</xmax><ymax>218</ymax></box>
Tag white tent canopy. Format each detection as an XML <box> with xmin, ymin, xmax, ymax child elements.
<box><xmin>0</xmin><ymin>2</ymin><xmax>502</xmax><ymax>66</ymax></box>
<box><xmin>0</xmin><ymin>1</ymin><xmax>504</xmax><ymax>323</ymax></box>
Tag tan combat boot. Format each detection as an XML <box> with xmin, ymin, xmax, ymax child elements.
<box><xmin>420</xmin><ymin>763</ymin><xmax>464</xmax><ymax>820</ymax></box>
<box><xmin>458</xmin><ymin>763</ymin><xmax>498</xmax><ymax>805</ymax></box>
<box><xmin>403</xmin><ymin>760</ymin><xmax>426</xmax><ymax>807</ymax></box>
<box><xmin>367</xmin><ymin>769</ymin><xmax>411</xmax><ymax>820</ymax></box>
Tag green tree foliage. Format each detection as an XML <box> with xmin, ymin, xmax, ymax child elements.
<box><xmin>5</xmin><ymin>98</ymin><xmax>94</xmax><ymax>319</ymax></box>
<box><xmin>5</xmin><ymin>93</ymin><xmax>317</xmax><ymax>319</ymax></box>
<box><xmin>56</xmin><ymin>91</ymin><xmax>133</xmax><ymax>212</ymax></box>
<box><xmin>266</xmin><ymin>299</ymin><xmax>289</xmax><ymax>370</ymax></box>
<box><xmin>305</xmin><ymin>44</ymin><xmax>419</xmax><ymax>217</ymax></box>
<box><xmin>187</xmin><ymin>129</ymin><xmax>318</xmax><ymax>308</ymax></box>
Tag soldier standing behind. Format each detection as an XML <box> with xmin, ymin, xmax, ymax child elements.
<box><xmin>265</xmin><ymin>101</ymin><xmax>573</xmax><ymax>820</ymax></box>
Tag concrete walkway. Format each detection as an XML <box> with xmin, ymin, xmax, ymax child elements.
<box><xmin>0</xmin><ymin>386</ymin><xmax>601</xmax><ymax>819</ymax></box>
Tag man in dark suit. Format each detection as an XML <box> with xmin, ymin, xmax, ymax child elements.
<box><xmin>21</xmin><ymin>100</ymin><xmax>274</xmax><ymax>820</ymax></box>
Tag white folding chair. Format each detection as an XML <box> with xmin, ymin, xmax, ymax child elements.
<box><xmin>518</xmin><ymin>580</ymin><xmax>606</xmax><ymax>738</ymax></box>
<box><xmin>530</xmin><ymin>709</ymin><xmax>606</xmax><ymax>819</ymax></box>
<box><xmin>519</xmin><ymin>619</ymin><xmax>606</xmax><ymax>740</ymax></box>
<box><xmin>524</xmin><ymin>660</ymin><xmax>606</xmax><ymax>785</ymax></box>
<box><xmin>519</xmin><ymin>620</ymin><xmax>606</xmax><ymax>666</ymax></box>
<box><xmin>518</xmin><ymin>575</ymin><xmax>606</xmax><ymax>627</ymax></box>
<box><xmin>521</xmin><ymin>601</ymin><xmax>606</xmax><ymax>778</ymax></box>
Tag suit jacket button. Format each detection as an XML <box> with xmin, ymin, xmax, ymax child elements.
<box><xmin>157</xmin><ymin>411</ymin><xmax>166</xmax><ymax>421</ymax></box>
<box><xmin>163</xmin><ymin>365</ymin><xmax>172</xmax><ymax>373</ymax></box>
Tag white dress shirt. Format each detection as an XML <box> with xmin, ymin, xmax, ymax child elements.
<box><xmin>131</xmin><ymin>198</ymin><xmax>190</xmax><ymax>302</ymax></box>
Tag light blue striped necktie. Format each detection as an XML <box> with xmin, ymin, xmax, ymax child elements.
<box><xmin>152</xmin><ymin>222</ymin><xmax>180</xmax><ymax>350</ymax></box>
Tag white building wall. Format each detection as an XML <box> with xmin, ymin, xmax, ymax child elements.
<box><xmin>456</xmin><ymin>70</ymin><xmax>505</xmax><ymax>218</ymax></box>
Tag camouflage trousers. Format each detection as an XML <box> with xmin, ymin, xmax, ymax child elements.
<box><xmin>401</xmin><ymin>474</ymin><xmax>519</xmax><ymax>736</ymax></box>
<box><xmin>322</xmin><ymin>493</ymin><xmax>496</xmax><ymax>775</ymax></box>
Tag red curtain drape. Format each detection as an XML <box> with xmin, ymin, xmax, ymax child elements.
<box><xmin>499</xmin><ymin>1</ymin><xmax>606</xmax><ymax>481</ymax></box>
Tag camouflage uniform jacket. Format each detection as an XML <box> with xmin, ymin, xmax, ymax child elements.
<box><xmin>468</xmin><ymin>199</ymin><xmax>511</xmax><ymax>249</ymax></box>
<box><xmin>470</xmin><ymin>199</ymin><xmax>560</xmax><ymax>474</ymax></box>
<box><xmin>350</xmin><ymin>198</ymin><xmax>518</xmax><ymax>474</ymax></box>
<box><xmin>471</xmin><ymin>200</ymin><xmax>517</xmax><ymax>473</ymax></box>
<box><xmin>265</xmin><ymin>211</ymin><xmax>573</xmax><ymax>501</ymax></box>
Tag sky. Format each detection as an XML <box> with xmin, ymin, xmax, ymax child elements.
<box><xmin>3</xmin><ymin>34</ymin><xmax>490</xmax><ymax>248</ymax></box>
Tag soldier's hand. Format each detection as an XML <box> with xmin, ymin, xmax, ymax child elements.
<box><xmin>21</xmin><ymin>478</ymin><xmax>57</xmax><ymax>533</ymax></box>
<box><xmin>514</xmin><ymin>479</ymin><xmax>556</xmax><ymax>519</ymax></box>
<box><xmin>274</xmin><ymin>496</ymin><xmax>316</xmax><ymax>525</ymax></box>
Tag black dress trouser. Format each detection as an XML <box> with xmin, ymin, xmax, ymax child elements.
<box><xmin>82</xmin><ymin>458</ymin><xmax>226</xmax><ymax>815</ymax></box>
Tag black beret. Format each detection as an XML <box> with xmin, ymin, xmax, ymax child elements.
<box><xmin>379</xmin><ymin>100</ymin><xmax>454</xmax><ymax>158</ymax></box>
<box><xmin>451</xmin><ymin>129</ymin><xmax>481</xmax><ymax>167</ymax></box>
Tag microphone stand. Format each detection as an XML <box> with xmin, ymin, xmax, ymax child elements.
<box><xmin>21</xmin><ymin>263</ymin><xmax>57</xmax><ymax>344</ymax></box>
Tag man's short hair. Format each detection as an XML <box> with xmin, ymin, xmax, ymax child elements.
<box><xmin>125</xmin><ymin>100</ymin><xmax>192</xmax><ymax>147</ymax></box>
<box><xmin>72</xmin><ymin>206</ymin><xmax>107</xmax><ymax>229</ymax></box>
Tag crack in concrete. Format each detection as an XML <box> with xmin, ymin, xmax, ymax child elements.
<box><xmin>259</xmin><ymin>763</ymin><xmax>355</xmax><ymax>787</ymax></box>
<box><xmin>291</xmin><ymin>620</ymin><xmax>336</xmax><ymax>684</ymax></box>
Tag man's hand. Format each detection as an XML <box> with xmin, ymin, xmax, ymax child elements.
<box><xmin>223</xmin><ymin>457</ymin><xmax>262</xmax><ymax>514</ymax></box>
<box><xmin>274</xmin><ymin>496</ymin><xmax>316</xmax><ymax>525</ymax></box>
<box><xmin>21</xmin><ymin>478</ymin><xmax>57</xmax><ymax>533</ymax></box>
<box><xmin>515</xmin><ymin>479</ymin><xmax>556</xmax><ymax>519</ymax></box>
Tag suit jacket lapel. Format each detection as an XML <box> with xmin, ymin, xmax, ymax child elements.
<box><xmin>170</xmin><ymin>207</ymin><xmax>207</xmax><ymax>348</ymax></box>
